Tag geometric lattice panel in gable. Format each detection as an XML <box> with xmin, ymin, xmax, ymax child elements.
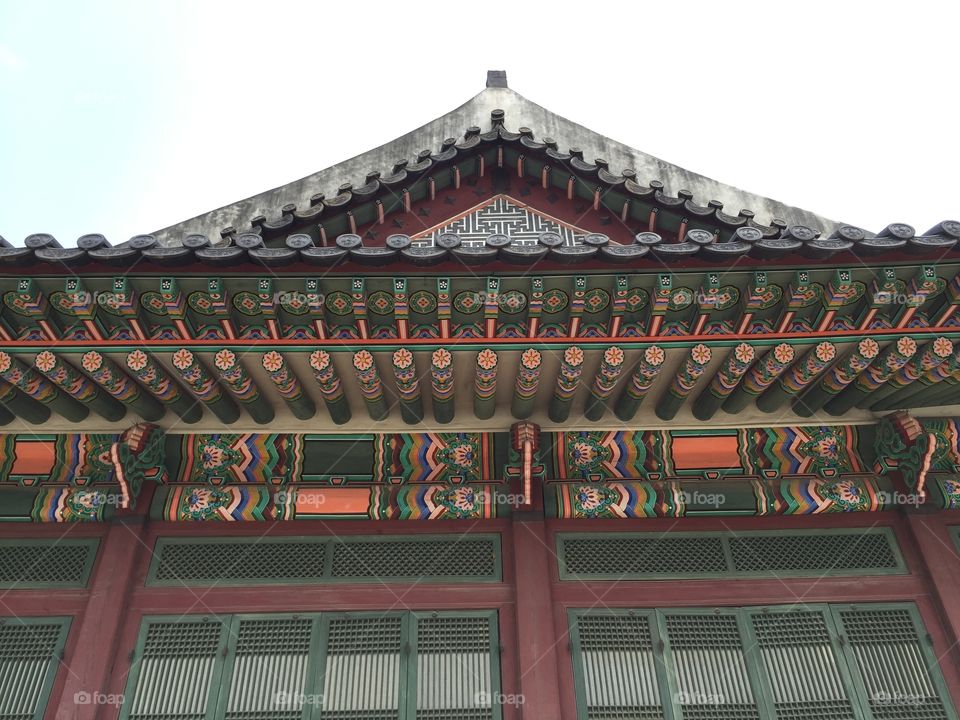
<box><xmin>413</xmin><ymin>194</ymin><xmax>585</xmax><ymax>247</ymax></box>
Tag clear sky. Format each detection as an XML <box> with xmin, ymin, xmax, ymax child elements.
<box><xmin>1</xmin><ymin>1</ymin><xmax>958</xmax><ymax>245</ymax></box>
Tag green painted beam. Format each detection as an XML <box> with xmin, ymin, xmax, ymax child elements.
<box><xmin>723</xmin><ymin>343</ymin><xmax>795</xmax><ymax>415</ymax></box>
<box><xmin>584</xmin><ymin>346</ymin><xmax>625</xmax><ymax>421</ymax></box>
<box><xmin>307</xmin><ymin>350</ymin><xmax>351</xmax><ymax>425</ymax></box>
<box><xmin>0</xmin><ymin>351</ymin><xmax>88</xmax><ymax>422</ymax></box>
<box><xmin>511</xmin><ymin>348</ymin><xmax>541</xmax><ymax>419</ymax></box>
<box><xmin>655</xmin><ymin>344</ymin><xmax>712</xmax><ymax>421</ymax></box>
<box><xmin>79</xmin><ymin>351</ymin><xmax>165</xmax><ymax>421</ymax></box>
<box><xmin>125</xmin><ymin>349</ymin><xmax>203</xmax><ymax>423</ymax></box>
<box><xmin>756</xmin><ymin>341</ymin><xmax>836</xmax><ymax>413</ymax></box>
<box><xmin>260</xmin><ymin>351</ymin><xmax>316</xmax><ymax>420</ymax></box>
<box><xmin>212</xmin><ymin>348</ymin><xmax>275</xmax><ymax>425</ymax></box>
<box><xmin>614</xmin><ymin>345</ymin><xmax>665</xmax><ymax>421</ymax></box>
<box><xmin>824</xmin><ymin>337</ymin><xmax>918</xmax><ymax>416</ymax></box>
<box><xmin>169</xmin><ymin>348</ymin><xmax>241</xmax><ymax>424</ymax></box>
<box><xmin>391</xmin><ymin>348</ymin><xmax>424</xmax><ymax>425</ymax></box>
<box><xmin>430</xmin><ymin>348</ymin><xmax>455</xmax><ymax>424</ymax></box>
<box><xmin>473</xmin><ymin>349</ymin><xmax>498</xmax><ymax>420</ymax></box>
<box><xmin>549</xmin><ymin>346</ymin><xmax>585</xmax><ymax>423</ymax></box>
<box><xmin>792</xmin><ymin>339</ymin><xmax>880</xmax><ymax>417</ymax></box>
<box><xmin>692</xmin><ymin>343</ymin><xmax>755</xmax><ymax>421</ymax></box>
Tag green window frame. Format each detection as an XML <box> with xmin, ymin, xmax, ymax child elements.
<box><xmin>146</xmin><ymin>534</ymin><xmax>502</xmax><ymax>586</ymax></box>
<box><xmin>0</xmin><ymin>538</ymin><xmax>99</xmax><ymax>589</ymax></box>
<box><xmin>569</xmin><ymin>603</ymin><xmax>958</xmax><ymax>720</ymax></box>
<box><xmin>0</xmin><ymin>616</ymin><xmax>71</xmax><ymax>720</ymax></box>
<box><xmin>556</xmin><ymin>528</ymin><xmax>907</xmax><ymax>580</ymax></box>
<box><xmin>121</xmin><ymin>610</ymin><xmax>502</xmax><ymax>720</ymax></box>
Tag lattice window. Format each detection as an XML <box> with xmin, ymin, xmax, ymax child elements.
<box><xmin>834</xmin><ymin>605</ymin><xmax>954</xmax><ymax>720</ymax></box>
<box><xmin>748</xmin><ymin>608</ymin><xmax>858</xmax><ymax>719</ymax></box>
<box><xmin>122</xmin><ymin>611</ymin><xmax>502</xmax><ymax>720</ymax></box>
<box><xmin>0</xmin><ymin>617</ymin><xmax>70</xmax><ymax>720</ymax></box>
<box><xmin>0</xmin><ymin>539</ymin><xmax>99</xmax><ymax>588</ymax></box>
<box><xmin>558</xmin><ymin>529</ymin><xmax>905</xmax><ymax>580</ymax></box>
<box><xmin>570</xmin><ymin>604</ymin><xmax>958</xmax><ymax>720</ymax></box>
<box><xmin>148</xmin><ymin>535</ymin><xmax>501</xmax><ymax>586</ymax></box>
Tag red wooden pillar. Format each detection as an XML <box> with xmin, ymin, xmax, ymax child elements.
<box><xmin>511</xmin><ymin>517</ymin><xmax>563</xmax><ymax>719</ymax></box>
<box><xmin>902</xmin><ymin>510</ymin><xmax>960</xmax><ymax>697</ymax></box>
<box><xmin>53</xmin><ymin>487</ymin><xmax>154</xmax><ymax>720</ymax></box>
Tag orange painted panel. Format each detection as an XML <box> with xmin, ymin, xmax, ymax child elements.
<box><xmin>10</xmin><ymin>441</ymin><xmax>56</xmax><ymax>475</ymax></box>
<box><xmin>671</xmin><ymin>435</ymin><xmax>740</xmax><ymax>470</ymax></box>
<box><xmin>294</xmin><ymin>487</ymin><xmax>370</xmax><ymax>515</ymax></box>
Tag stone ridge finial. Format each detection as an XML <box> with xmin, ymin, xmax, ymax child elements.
<box><xmin>486</xmin><ymin>70</ymin><xmax>508</xmax><ymax>88</ymax></box>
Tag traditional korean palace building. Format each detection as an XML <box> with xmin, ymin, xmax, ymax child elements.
<box><xmin>3</xmin><ymin>70</ymin><xmax>960</xmax><ymax>719</ymax></box>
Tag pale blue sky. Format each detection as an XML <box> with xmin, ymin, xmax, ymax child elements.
<box><xmin>1</xmin><ymin>1</ymin><xmax>958</xmax><ymax>244</ymax></box>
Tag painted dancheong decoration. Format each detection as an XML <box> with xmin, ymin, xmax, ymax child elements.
<box><xmin>308</xmin><ymin>350</ymin><xmax>351</xmax><ymax>424</ymax></box>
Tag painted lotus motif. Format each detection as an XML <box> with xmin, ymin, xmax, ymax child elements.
<box><xmin>261</xmin><ymin>351</ymin><xmax>283</xmax><ymax>372</ymax></box>
<box><xmin>214</xmin><ymin>349</ymin><xmax>236</xmax><ymax>370</ymax></box>
<box><xmin>432</xmin><ymin>348</ymin><xmax>452</xmax><ymax>369</ymax></box>
<box><xmin>644</xmin><ymin>346</ymin><xmax>665</xmax><ymax>365</ymax></box>
<box><xmin>172</xmin><ymin>348</ymin><xmax>195</xmax><ymax>370</ymax></box>
<box><xmin>477</xmin><ymin>349</ymin><xmax>497</xmax><ymax>369</ymax></box>
<box><xmin>564</xmin><ymin>346</ymin><xmax>584</xmax><ymax>366</ymax></box>
<box><xmin>35</xmin><ymin>351</ymin><xmax>56</xmax><ymax>372</ymax></box>
<box><xmin>126</xmin><ymin>349</ymin><xmax>148</xmax><ymax>371</ymax></box>
<box><xmin>353</xmin><ymin>350</ymin><xmax>374</xmax><ymax>371</ymax></box>
<box><xmin>691</xmin><ymin>344</ymin><xmax>712</xmax><ymax>365</ymax></box>
<box><xmin>310</xmin><ymin>350</ymin><xmax>331</xmax><ymax>372</ymax></box>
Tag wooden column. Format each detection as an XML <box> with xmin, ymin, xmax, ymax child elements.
<box><xmin>474</xmin><ymin>349</ymin><xmax>498</xmax><ymax>420</ymax></box>
<box><xmin>548</xmin><ymin>346</ymin><xmax>584</xmax><ymax>423</ymax></box>
<box><xmin>212</xmin><ymin>348</ymin><xmax>275</xmax><ymax>424</ymax></box>
<box><xmin>53</xmin><ymin>487</ymin><xmax>154</xmax><ymax>720</ymax></box>
<box><xmin>692</xmin><ymin>343</ymin><xmax>754</xmax><ymax>421</ymax></box>
<box><xmin>614</xmin><ymin>345</ymin><xmax>665</xmax><ymax>421</ymax></box>
<box><xmin>80</xmin><ymin>351</ymin><xmax>165</xmax><ymax>421</ymax></box>
<box><xmin>0</xmin><ymin>350</ymin><xmax>89</xmax><ymax>421</ymax></box>
<box><xmin>511</xmin><ymin>518</ymin><xmax>563</xmax><ymax>719</ymax></box>
<box><xmin>901</xmin><ymin>511</ymin><xmax>960</xmax><ymax>699</ymax></box>
<box><xmin>125</xmin><ymin>349</ymin><xmax>203</xmax><ymax>423</ymax></box>
<box><xmin>261</xmin><ymin>351</ymin><xmax>316</xmax><ymax>420</ymax></box>
<box><xmin>308</xmin><ymin>349</ymin><xmax>352</xmax><ymax>424</ymax></box>
<box><xmin>170</xmin><ymin>348</ymin><xmax>241</xmax><ymax>423</ymax></box>
<box><xmin>431</xmin><ymin>348</ymin><xmax>455</xmax><ymax>424</ymax></box>
<box><xmin>512</xmin><ymin>348</ymin><xmax>542</xmax><ymax>420</ymax></box>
